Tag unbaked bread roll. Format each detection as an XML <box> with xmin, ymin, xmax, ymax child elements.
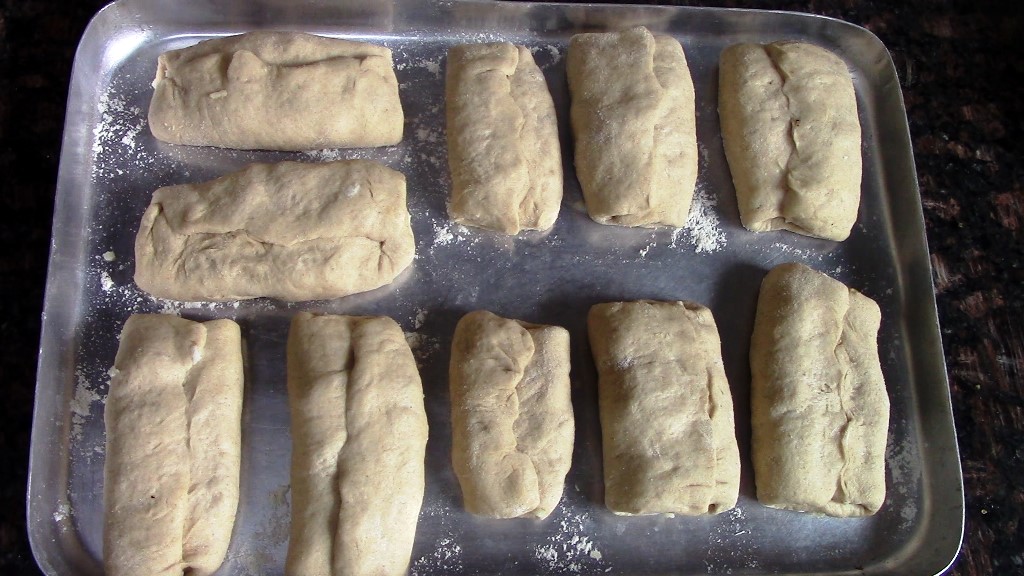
<box><xmin>135</xmin><ymin>159</ymin><xmax>414</xmax><ymax>302</ymax></box>
<box><xmin>149</xmin><ymin>31</ymin><xmax>403</xmax><ymax>150</ymax></box>
<box><xmin>719</xmin><ymin>41</ymin><xmax>862</xmax><ymax>241</ymax></box>
<box><xmin>449</xmin><ymin>310</ymin><xmax>574</xmax><ymax>519</ymax></box>
<box><xmin>286</xmin><ymin>312</ymin><xmax>428</xmax><ymax>576</ymax></box>
<box><xmin>567</xmin><ymin>26</ymin><xmax>697</xmax><ymax>227</ymax></box>
<box><xmin>446</xmin><ymin>43</ymin><xmax>562</xmax><ymax>234</ymax></box>
<box><xmin>588</xmin><ymin>300</ymin><xmax>739</xmax><ymax>515</ymax></box>
<box><xmin>750</xmin><ymin>262</ymin><xmax>888</xmax><ymax>516</ymax></box>
<box><xmin>104</xmin><ymin>314</ymin><xmax>243</xmax><ymax>576</ymax></box>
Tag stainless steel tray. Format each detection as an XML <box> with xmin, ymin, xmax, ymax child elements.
<box><xmin>29</xmin><ymin>0</ymin><xmax>964</xmax><ymax>574</ymax></box>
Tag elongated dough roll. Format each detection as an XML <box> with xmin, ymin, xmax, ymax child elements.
<box><xmin>449</xmin><ymin>310</ymin><xmax>574</xmax><ymax>519</ymax></box>
<box><xmin>104</xmin><ymin>314</ymin><xmax>243</xmax><ymax>576</ymax></box>
<box><xmin>286</xmin><ymin>312</ymin><xmax>428</xmax><ymax>576</ymax></box>
<box><xmin>567</xmin><ymin>26</ymin><xmax>697</xmax><ymax>227</ymax></box>
<box><xmin>149</xmin><ymin>31</ymin><xmax>403</xmax><ymax>150</ymax></box>
<box><xmin>719</xmin><ymin>41</ymin><xmax>862</xmax><ymax>241</ymax></box>
<box><xmin>588</xmin><ymin>300</ymin><xmax>739</xmax><ymax>515</ymax></box>
<box><xmin>751</xmin><ymin>263</ymin><xmax>888</xmax><ymax>516</ymax></box>
<box><xmin>446</xmin><ymin>43</ymin><xmax>563</xmax><ymax>234</ymax></box>
<box><xmin>134</xmin><ymin>159</ymin><xmax>414</xmax><ymax>302</ymax></box>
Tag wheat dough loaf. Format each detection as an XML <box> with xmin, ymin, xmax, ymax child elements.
<box><xmin>286</xmin><ymin>312</ymin><xmax>428</xmax><ymax>576</ymax></box>
<box><xmin>149</xmin><ymin>31</ymin><xmax>403</xmax><ymax>150</ymax></box>
<box><xmin>750</xmin><ymin>262</ymin><xmax>889</xmax><ymax>516</ymax></box>
<box><xmin>445</xmin><ymin>43</ymin><xmax>562</xmax><ymax>234</ymax></box>
<box><xmin>449</xmin><ymin>310</ymin><xmax>574</xmax><ymax>519</ymax></box>
<box><xmin>588</xmin><ymin>300</ymin><xmax>739</xmax><ymax>515</ymax></box>
<box><xmin>134</xmin><ymin>159</ymin><xmax>414</xmax><ymax>302</ymax></box>
<box><xmin>719</xmin><ymin>41</ymin><xmax>862</xmax><ymax>241</ymax></box>
<box><xmin>104</xmin><ymin>314</ymin><xmax>243</xmax><ymax>576</ymax></box>
<box><xmin>567</xmin><ymin>26</ymin><xmax>697</xmax><ymax>228</ymax></box>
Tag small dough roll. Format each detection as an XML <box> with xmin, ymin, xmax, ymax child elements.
<box><xmin>135</xmin><ymin>159</ymin><xmax>414</xmax><ymax>302</ymax></box>
<box><xmin>567</xmin><ymin>26</ymin><xmax>698</xmax><ymax>227</ymax></box>
<box><xmin>449</xmin><ymin>310</ymin><xmax>574</xmax><ymax>519</ymax></box>
<box><xmin>750</xmin><ymin>263</ymin><xmax>888</xmax><ymax>516</ymax></box>
<box><xmin>286</xmin><ymin>312</ymin><xmax>428</xmax><ymax>576</ymax></box>
<box><xmin>588</xmin><ymin>301</ymin><xmax>739</xmax><ymax>515</ymax></box>
<box><xmin>104</xmin><ymin>314</ymin><xmax>243</xmax><ymax>576</ymax></box>
<box><xmin>446</xmin><ymin>43</ymin><xmax>562</xmax><ymax>234</ymax></box>
<box><xmin>719</xmin><ymin>41</ymin><xmax>862</xmax><ymax>241</ymax></box>
<box><xmin>149</xmin><ymin>31</ymin><xmax>403</xmax><ymax>150</ymax></box>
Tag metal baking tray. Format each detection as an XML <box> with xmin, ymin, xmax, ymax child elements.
<box><xmin>29</xmin><ymin>0</ymin><xmax>964</xmax><ymax>574</ymax></box>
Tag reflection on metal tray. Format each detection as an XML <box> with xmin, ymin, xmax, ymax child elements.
<box><xmin>29</xmin><ymin>0</ymin><xmax>963</xmax><ymax>574</ymax></box>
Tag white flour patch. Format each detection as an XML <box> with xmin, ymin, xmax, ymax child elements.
<box><xmin>411</xmin><ymin>535</ymin><xmax>463</xmax><ymax>575</ymax></box>
<box><xmin>534</xmin><ymin>511</ymin><xmax>605</xmax><ymax>573</ymax></box>
<box><xmin>53</xmin><ymin>502</ymin><xmax>72</xmax><ymax>529</ymax></box>
<box><xmin>766</xmin><ymin>242</ymin><xmax>820</xmax><ymax>260</ymax></box>
<box><xmin>674</xmin><ymin>185</ymin><xmax>725</xmax><ymax>253</ymax></box>
<box><xmin>70</xmin><ymin>371</ymin><xmax>102</xmax><ymax>442</ymax></box>
<box><xmin>102</xmin><ymin>250</ymin><xmax>116</xmax><ymax>262</ymax></box>
<box><xmin>91</xmin><ymin>89</ymin><xmax>150</xmax><ymax>182</ymax></box>
<box><xmin>638</xmin><ymin>241</ymin><xmax>655</xmax><ymax>259</ymax></box>
<box><xmin>99</xmin><ymin>271</ymin><xmax>115</xmax><ymax>292</ymax></box>
<box><xmin>431</xmin><ymin>220</ymin><xmax>475</xmax><ymax>249</ymax></box>
<box><xmin>412</xmin><ymin>308</ymin><xmax>428</xmax><ymax>329</ymax></box>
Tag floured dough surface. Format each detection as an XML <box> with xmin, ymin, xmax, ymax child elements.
<box><xmin>134</xmin><ymin>159</ymin><xmax>414</xmax><ymax>302</ymax></box>
<box><xmin>286</xmin><ymin>312</ymin><xmax>428</xmax><ymax>576</ymax></box>
<box><xmin>567</xmin><ymin>26</ymin><xmax>697</xmax><ymax>228</ymax></box>
<box><xmin>588</xmin><ymin>300</ymin><xmax>739</xmax><ymax>516</ymax></box>
<box><xmin>104</xmin><ymin>314</ymin><xmax>242</xmax><ymax>576</ymax></box>
<box><xmin>149</xmin><ymin>31</ymin><xmax>403</xmax><ymax>150</ymax></box>
<box><xmin>719</xmin><ymin>41</ymin><xmax>862</xmax><ymax>241</ymax></box>
<box><xmin>449</xmin><ymin>310</ymin><xmax>574</xmax><ymax>519</ymax></box>
<box><xmin>446</xmin><ymin>43</ymin><xmax>562</xmax><ymax>234</ymax></box>
<box><xmin>750</xmin><ymin>262</ymin><xmax>888</xmax><ymax>516</ymax></box>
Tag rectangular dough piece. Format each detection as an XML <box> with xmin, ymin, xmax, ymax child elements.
<box><xmin>719</xmin><ymin>41</ymin><xmax>862</xmax><ymax>241</ymax></box>
<box><xmin>104</xmin><ymin>314</ymin><xmax>243</xmax><ymax>576</ymax></box>
<box><xmin>134</xmin><ymin>159</ymin><xmax>414</xmax><ymax>302</ymax></box>
<box><xmin>588</xmin><ymin>300</ymin><xmax>739</xmax><ymax>515</ymax></box>
<box><xmin>750</xmin><ymin>262</ymin><xmax>889</xmax><ymax>516</ymax></box>
<box><xmin>149</xmin><ymin>31</ymin><xmax>403</xmax><ymax>150</ymax></box>
<box><xmin>449</xmin><ymin>310</ymin><xmax>574</xmax><ymax>519</ymax></box>
<box><xmin>446</xmin><ymin>43</ymin><xmax>563</xmax><ymax>234</ymax></box>
<box><xmin>286</xmin><ymin>312</ymin><xmax>428</xmax><ymax>576</ymax></box>
<box><xmin>567</xmin><ymin>26</ymin><xmax>697</xmax><ymax>228</ymax></box>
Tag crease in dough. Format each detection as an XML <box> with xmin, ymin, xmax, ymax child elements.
<box><xmin>449</xmin><ymin>310</ymin><xmax>574</xmax><ymax>519</ymax></box>
<box><xmin>104</xmin><ymin>314</ymin><xmax>243</xmax><ymax>576</ymax></box>
<box><xmin>750</xmin><ymin>262</ymin><xmax>889</xmax><ymax>516</ymax></box>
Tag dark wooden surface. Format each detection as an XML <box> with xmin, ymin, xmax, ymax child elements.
<box><xmin>1</xmin><ymin>0</ymin><xmax>1020</xmax><ymax>574</ymax></box>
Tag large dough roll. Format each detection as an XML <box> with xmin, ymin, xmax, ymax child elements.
<box><xmin>134</xmin><ymin>159</ymin><xmax>414</xmax><ymax>302</ymax></box>
<box><xmin>750</xmin><ymin>263</ymin><xmax>889</xmax><ymax>516</ymax></box>
<box><xmin>104</xmin><ymin>314</ymin><xmax>243</xmax><ymax>576</ymax></box>
<box><xmin>149</xmin><ymin>31</ymin><xmax>403</xmax><ymax>150</ymax></box>
<box><xmin>449</xmin><ymin>310</ymin><xmax>574</xmax><ymax>519</ymax></box>
<box><xmin>719</xmin><ymin>41</ymin><xmax>862</xmax><ymax>241</ymax></box>
<box><xmin>567</xmin><ymin>26</ymin><xmax>697</xmax><ymax>228</ymax></box>
<box><xmin>446</xmin><ymin>43</ymin><xmax>562</xmax><ymax>234</ymax></box>
<box><xmin>588</xmin><ymin>300</ymin><xmax>739</xmax><ymax>515</ymax></box>
<box><xmin>286</xmin><ymin>312</ymin><xmax>428</xmax><ymax>576</ymax></box>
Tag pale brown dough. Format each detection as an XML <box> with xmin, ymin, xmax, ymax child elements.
<box><xmin>567</xmin><ymin>26</ymin><xmax>698</xmax><ymax>228</ymax></box>
<box><xmin>286</xmin><ymin>312</ymin><xmax>428</xmax><ymax>576</ymax></box>
<box><xmin>446</xmin><ymin>43</ymin><xmax>562</xmax><ymax>234</ymax></box>
<box><xmin>149</xmin><ymin>31</ymin><xmax>403</xmax><ymax>150</ymax></box>
<box><xmin>750</xmin><ymin>262</ymin><xmax>889</xmax><ymax>516</ymax></box>
<box><xmin>449</xmin><ymin>310</ymin><xmax>574</xmax><ymax>519</ymax></box>
<box><xmin>588</xmin><ymin>300</ymin><xmax>739</xmax><ymax>516</ymax></box>
<box><xmin>104</xmin><ymin>314</ymin><xmax>242</xmax><ymax>576</ymax></box>
<box><xmin>134</xmin><ymin>159</ymin><xmax>414</xmax><ymax>302</ymax></box>
<box><xmin>719</xmin><ymin>41</ymin><xmax>862</xmax><ymax>241</ymax></box>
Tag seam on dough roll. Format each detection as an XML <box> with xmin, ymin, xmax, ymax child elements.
<box><xmin>750</xmin><ymin>262</ymin><xmax>889</xmax><ymax>516</ymax></box>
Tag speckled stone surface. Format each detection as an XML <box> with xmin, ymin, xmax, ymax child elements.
<box><xmin>1</xmin><ymin>0</ymin><xmax>1020</xmax><ymax>574</ymax></box>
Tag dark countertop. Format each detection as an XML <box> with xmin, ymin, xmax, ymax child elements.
<box><xmin>1</xmin><ymin>0</ymin><xmax>1020</xmax><ymax>574</ymax></box>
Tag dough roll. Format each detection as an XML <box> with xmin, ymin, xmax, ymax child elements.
<box><xmin>750</xmin><ymin>262</ymin><xmax>888</xmax><ymax>516</ymax></box>
<box><xmin>588</xmin><ymin>300</ymin><xmax>739</xmax><ymax>515</ymax></box>
<box><xmin>449</xmin><ymin>310</ymin><xmax>574</xmax><ymax>519</ymax></box>
<box><xmin>135</xmin><ymin>159</ymin><xmax>414</xmax><ymax>302</ymax></box>
<box><xmin>446</xmin><ymin>43</ymin><xmax>562</xmax><ymax>234</ymax></box>
<box><xmin>149</xmin><ymin>31</ymin><xmax>403</xmax><ymax>150</ymax></box>
<box><xmin>719</xmin><ymin>41</ymin><xmax>862</xmax><ymax>241</ymax></box>
<box><xmin>567</xmin><ymin>26</ymin><xmax>697</xmax><ymax>228</ymax></box>
<box><xmin>104</xmin><ymin>314</ymin><xmax>243</xmax><ymax>576</ymax></box>
<box><xmin>286</xmin><ymin>312</ymin><xmax>428</xmax><ymax>576</ymax></box>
